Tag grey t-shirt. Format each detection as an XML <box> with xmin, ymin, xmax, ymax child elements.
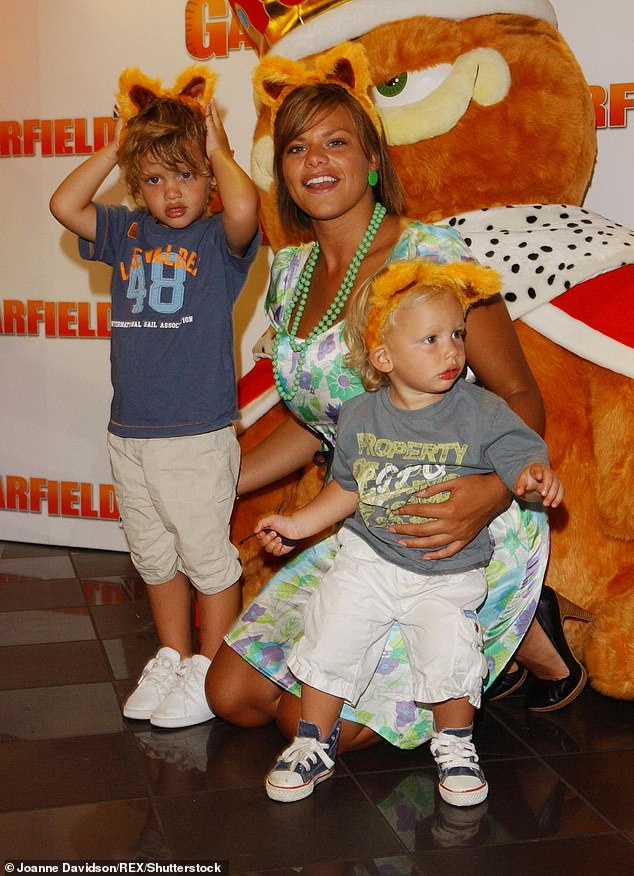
<box><xmin>332</xmin><ymin>381</ymin><xmax>548</xmax><ymax>574</ymax></box>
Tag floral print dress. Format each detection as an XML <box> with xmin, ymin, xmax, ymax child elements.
<box><xmin>225</xmin><ymin>220</ymin><xmax>548</xmax><ymax>749</ymax></box>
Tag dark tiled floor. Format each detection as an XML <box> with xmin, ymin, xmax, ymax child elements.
<box><xmin>0</xmin><ymin>541</ymin><xmax>633</xmax><ymax>874</ymax></box>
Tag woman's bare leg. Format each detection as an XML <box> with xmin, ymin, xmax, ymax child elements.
<box><xmin>206</xmin><ymin>641</ymin><xmax>282</xmax><ymax>726</ymax></box>
<box><xmin>514</xmin><ymin>618</ymin><xmax>569</xmax><ymax>680</ymax></box>
<box><xmin>208</xmin><ymin>643</ymin><xmax>382</xmax><ymax>752</ymax></box>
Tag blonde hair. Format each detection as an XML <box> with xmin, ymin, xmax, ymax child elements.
<box><xmin>345</xmin><ymin>278</ymin><xmax>456</xmax><ymax>391</ymax></box>
<box><xmin>117</xmin><ymin>98</ymin><xmax>211</xmax><ymax>204</ymax></box>
<box><xmin>344</xmin><ymin>259</ymin><xmax>502</xmax><ymax>391</ymax></box>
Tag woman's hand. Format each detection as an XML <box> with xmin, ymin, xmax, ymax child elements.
<box><xmin>388</xmin><ymin>473</ymin><xmax>511</xmax><ymax>560</ymax></box>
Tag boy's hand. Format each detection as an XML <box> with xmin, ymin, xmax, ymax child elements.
<box><xmin>514</xmin><ymin>463</ymin><xmax>565</xmax><ymax>508</ymax></box>
<box><xmin>255</xmin><ymin>515</ymin><xmax>301</xmax><ymax>556</ymax></box>
<box><xmin>205</xmin><ymin>101</ymin><xmax>232</xmax><ymax>161</ymax></box>
<box><xmin>103</xmin><ymin>116</ymin><xmax>124</xmax><ymax>163</ymax></box>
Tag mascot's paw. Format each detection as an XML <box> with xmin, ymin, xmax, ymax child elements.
<box><xmin>582</xmin><ymin>586</ymin><xmax>634</xmax><ymax>700</ymax></box>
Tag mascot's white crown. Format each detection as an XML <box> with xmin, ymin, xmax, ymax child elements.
<box><xmin>228</xmin><ymin>0</ymin><xmax>557</xmax><ymax>59</ymax></box>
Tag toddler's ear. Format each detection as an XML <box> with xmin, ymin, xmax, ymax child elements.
<box><xmin>369</xmin><ymin>346</ymin><xmax>393</xmax><ymax>374</ymax></box>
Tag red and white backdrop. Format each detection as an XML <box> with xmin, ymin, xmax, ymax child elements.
<box><xmin>1</xmin><ymin>0</ymin><xmax>633</xmax><ymax>550</ymax></box>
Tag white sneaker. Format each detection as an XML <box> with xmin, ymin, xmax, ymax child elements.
<box><xmin>123</xmin><ymin>646</ymin><xmax>181</xmax><ymax>720</ymax></box>
<box><xmin>150</xmin><ymin>654</ymin><xmax>214</xmax><ymax>729</ymax></box>
<box><xmin>430</xmin><ymin>726</ymin><xmax>488</xmax><ymax>807</ymax></box>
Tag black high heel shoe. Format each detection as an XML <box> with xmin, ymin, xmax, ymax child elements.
<box><xmin>485</xmin><ymin>664</ymin><xmax>529</xmax><ymax>701</ymax></box>
<box><xmin>527</xmin><ymin>585</ymin><xmax>593</xmax><ymax>712</ymax></box>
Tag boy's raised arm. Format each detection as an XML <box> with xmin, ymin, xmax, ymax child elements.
<box><xmin>205</xmin><ymin>101</ymin><xmax>260</xmax><ymax>257</ymax></box>
<box><xmin>49</xmin><ymin>122</ymin><xmax>121</xmax><ymax>242</ymax></box>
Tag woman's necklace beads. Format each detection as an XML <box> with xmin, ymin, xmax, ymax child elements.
<box><xmin>273</xmin><ymin>202</ymin><xmax>387</xmax><ymax>402</ymax></box>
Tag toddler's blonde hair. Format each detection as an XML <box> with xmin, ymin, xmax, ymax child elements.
<box><xmin>344</xmin><ymin>259</ymin><xmax>502</xmax><ymax>391</ymax></box>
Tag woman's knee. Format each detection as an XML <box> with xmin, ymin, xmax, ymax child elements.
<box><xmin>205</xmin><ymin>642</ymin><xmax>280</xmax><ymax>727</ymax></box>
<box><xmin>338</xmin><ymin>721</ymin><xmax>381</xmax><ymax>753</ymax></box>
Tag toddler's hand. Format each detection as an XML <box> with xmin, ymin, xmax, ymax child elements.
<box><xmin>255</xmin><ymin>516</ymin><xmax>300</xmax><ymax>556</ymax></box>
<box><xmin>514</xmin><ymin>463</ymin><xmax>564</xmax><ymax>508</ymax></box>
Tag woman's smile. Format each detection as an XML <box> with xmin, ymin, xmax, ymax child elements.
<box><xmin>304</xmin><ymin>174</ymin><xmax>337</xmax><ymax>190</ymax></box>
<box><xmin>282</xmin><ymin>104</ymin><xmax>374</xmax><ymax>218</ymax></box>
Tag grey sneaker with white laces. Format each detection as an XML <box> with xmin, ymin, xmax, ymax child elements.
<box><xmin>266</xmin><ymin>719</ymin><xmax>341</xmax><ymax>802</ymax></box>
<box><xmin>123</xmin><ymin>646</ymin><xmax>181</xmax><ymax>720</ymax></box>
<box><xmin>430</xmin><ymin>725</ymin><xmax>488</xmax><ymax>807</ymax></box>
<box><xmin>150</xmin><ymin>654</ymin><xmax>214</xmax><ymax>729</ymax></box>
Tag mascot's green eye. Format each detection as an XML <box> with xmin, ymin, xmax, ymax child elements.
<box><xmin>376</xmin><ymin>73</ymin><xmax>408</xmax><ymax>98</ymax></box>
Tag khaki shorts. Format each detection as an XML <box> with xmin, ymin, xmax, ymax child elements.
<box><xmin>107</xmin><ymin>428</ymin><xmax>241</xmax><ymax>595</ymax></box>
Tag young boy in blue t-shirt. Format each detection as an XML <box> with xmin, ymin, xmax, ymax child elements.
<box><xmin>50</xmin><ymin>68</ymin><xmax>260</xmax><ymax>729</ymax></box>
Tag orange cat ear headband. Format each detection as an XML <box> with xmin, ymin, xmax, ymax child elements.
<box><xmin>365</xmin><ymin>260</ymin><xmax>503</xmax><ymax>350</ymax></box>
<box><xmin>253</xmin><ymin>41</ymin><xmax>381</xmax><ymax>134</ymax></box>
<box><xmin>116</xmin><ymin>64</ymin><xmax>218</xmax><ymax>122</ymax></box>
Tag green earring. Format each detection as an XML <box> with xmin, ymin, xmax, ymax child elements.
<box><xmin>368</xmin><ymin>169</ymin><xmax>379</xmax><ymax>187</ymax></box>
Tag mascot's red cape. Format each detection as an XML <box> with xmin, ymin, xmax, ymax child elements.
<box><xmin>230</xmin><ymin>0</ymin><xmax>634</xmax><ymax>701</ymax></box>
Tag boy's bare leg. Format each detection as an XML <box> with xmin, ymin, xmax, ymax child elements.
<box><xmin>196</xmin><ymin>582</ymin><xmax>242</xmax><ymax>660</ymax></box>
<box><xmin>300</xmin><ymin>683</ymin><xmax>344</xmax><ymax>738</ymax></box>
<box><xmin>430</xmin><ymin>696</ymin><xmax>488</xmax><ymax>806</ymax></box>
<box><xmin>146</xmin><ymin>571</ymin><xmax>193</xmax><ymax>657</ymax></box>
<box><xmin>431</xmin><ymin>696</ymin><xmax>475</xmax><ymax>731</ymax></box>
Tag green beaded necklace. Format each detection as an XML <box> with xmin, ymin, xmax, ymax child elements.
<box><xmin>273</xmin><ymin>202</ymin><xmax>387</xmax><ymax>402</ymax></box>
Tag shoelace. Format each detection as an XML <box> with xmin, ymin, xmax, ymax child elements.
<box><xmin>279</xmin><ymin>736</ymin><xmax>335</xmax><ymax>773</ymax></box>
<box><xmin>172</xmin><ymin>659</ymin><xmax>203</xmax><ymax>699</ymax></box>
<box><xmin>430</xmin><ymin>734</ymin><xmax>480</xmax><ymax>771</ymax></box>
<box><xmin>140</xmin><ymin>654</ymin><xmax>178</xmax><ymax>694</ymax></box>
<box><xmin>174</xmin><ymin>660</ymin><xmax>198</xmax><ymax>693</ymax></box>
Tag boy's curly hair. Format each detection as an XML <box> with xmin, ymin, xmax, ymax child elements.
<box><xmin>117</xmin><ymin>98</ymin><xmax>211</xmax><ymax>203</ymax></box>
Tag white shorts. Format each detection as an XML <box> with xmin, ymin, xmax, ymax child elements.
<box><xmin>107</xmin><ymin>429</ymin><xmax>241</xmax><ymax>595</ymax></box>
<box><xmin>288</xmin><ymin>528</ymin><xmax>488</xmax><ymax>708</ymax></box>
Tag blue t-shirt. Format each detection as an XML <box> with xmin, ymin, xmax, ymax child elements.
<box><xmin>80</xmin><ymin>204</ymin><xmax>259</xmax><ymax>438</ymax></box>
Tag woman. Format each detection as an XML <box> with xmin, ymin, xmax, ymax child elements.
<box><xmin>206</xmin><ymin>54</ymin><xmax>583</xmax><ymax>751</ymax></box>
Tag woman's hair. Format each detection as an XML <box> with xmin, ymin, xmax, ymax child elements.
<box><xmin>118</xmin><ymin>98</ymin><xmax>210</xmax><ymax>203</ymax></box>
<box><xmin>345</xmin><ymin>270</ymin><xmax>458</xmax><ymax>392</ymax></box>
<box><xmin>273</xmin><ymin>83</ymin><xmax>405</xmax><ymax>235</ymax></box>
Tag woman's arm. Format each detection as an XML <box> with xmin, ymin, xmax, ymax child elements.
<box><xmin>237</xmin><ymin>415</ymin><xmax>322</xmax><ymax>495</ymax></box>
<box><xmin>465</xmin><ymin>295</ymin><xmax>544</xmax><ymax>434</ymax></box>
<box><xmin>390</xmin><ymin>294</ymin><xmax>542</xmax><ymax>559</ymax></box>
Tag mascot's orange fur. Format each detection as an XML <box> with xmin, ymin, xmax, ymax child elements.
<box><xmin>229</xmin><ymin>4</ymin><xmax>634</xmax><ymax>700</ymax></box>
